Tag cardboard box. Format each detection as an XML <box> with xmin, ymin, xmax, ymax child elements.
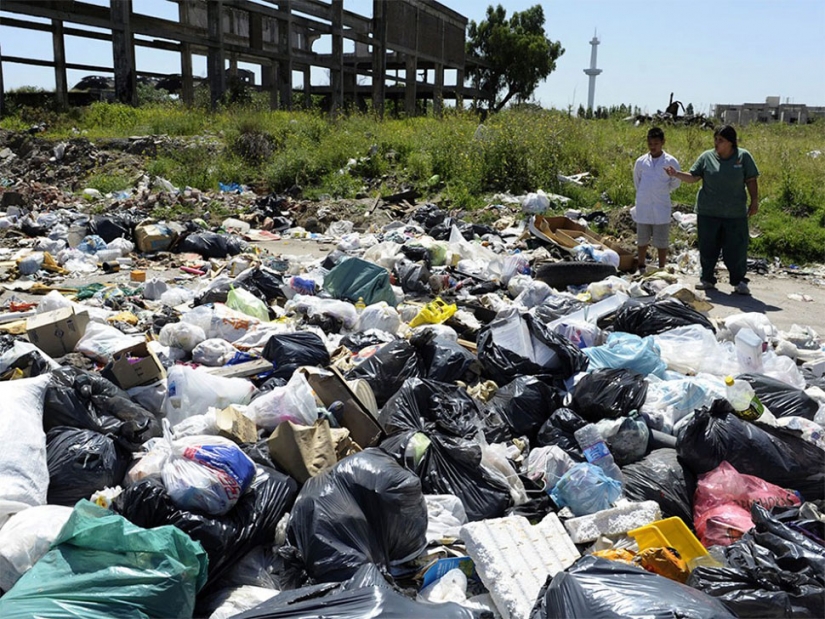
<box><xmin>26</xmin><ymin>307</ymin><xmax>89</xmax><ymax>358</ymax></box>
<box><xmin>298</xmin><ymin>366</ymin><xmax>383</xmax><ymax>448</ymax></box>
<box><xmin>267</xmin><ymin>420</ymin><xmax>338</xmax><ymax>483</ymax></box>
<box><xmin>134</xmin><ymin>223</ymin><xmax>179</xmax><ymax>253</ymax></box>
<box><xmin>101</xmin><ymin>341</ymin><xmax>165</xmax><ymax>390</ymax></box>
<box><xmin>216</xmin><ymin>405</ymin><xmax>258</xmax><ymax>444</ymax></box>
<box><xmin>531</xmin><ymin>215</ymin><xmax>636</xmax><ymax>271</ymax></box>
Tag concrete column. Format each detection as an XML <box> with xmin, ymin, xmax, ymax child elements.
<box><xmin>404</xmin><ymin>55</ymin><xmax>417</xmax><ymax>116</ymax></box>
<box><xmin>178</xmin><ymin>1</ymin><xmax>194</xmax><ymax>105</ymax></box>
<box><xmin>455</xmin><ymin>69</ymin><xmax>464</xmax><ymax>110</ymax></box>
<box><xmin>52</xmin><ymin>20</ymin><xmax>69</xmax><ymax>110</ymax></box>
<box><xmin>303</xmin><ymin>68</ymin><xmax>312</xmax><ymax>109</ymax></box>
<box><xmin>111</xmin><ymin>0</ymin><xmax>137</xmax><ymax>106</ymax></box>
<box><xmin>330</xmin><ymin>0</ymin><xmax>344</xmax><ymax>114</ymax></box>
<box><xmin>371</xmin><ymin>0</ymin><xmax>386</xmax><ymax>116</ymax></box>
<box><xmin>278</xmin><ymin>0</ymin><xmax>293</xmax><ymax>110</ymax></box>
<box><xmin>207</xmin><ymin>0</ymin><xmax>226</xmax><ymax>109</ymax></box>
<box><xmin>0</xmin><ymin>44</ymin><xmax>5</xmax><ymax>117</ymax></box>
<box><xmin>433</xmin><ymin>63</ymin><xmax>443</xmax><ymax>117</ymax></box>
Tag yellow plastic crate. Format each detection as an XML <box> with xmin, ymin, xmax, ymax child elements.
<box><xmin>629</xmin><ymin>517</ymin><xmax>710</xmax><ymax>567</ymax></box>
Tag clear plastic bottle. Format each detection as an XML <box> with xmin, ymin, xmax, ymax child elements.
<box><xmin>574</xmin><ymin>424</ymin><xmax>625</xmax><ymax>486</ymax></box>
<box><xmin>724</xmin><ymin>376</ymin><xmax>764</xmax><ymax>421</ymax></box>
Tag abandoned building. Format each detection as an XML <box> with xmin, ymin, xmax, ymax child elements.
<box><xmin>712</xmin><ymin>97</ymin><xmax>825</xmax><ymax>125</ymax></box>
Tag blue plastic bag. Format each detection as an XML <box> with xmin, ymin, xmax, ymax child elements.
<box><xmin>584</xmin><ymin>332</ymin><xmax>667</xmax><ymax>378</ymax></box>
<box><xmin>550</xmin><ymin>463</ymin><xmax>622</xmax><ymax>516</ymax></box>
<box><xmin>77</xmin><ymin>234</ymin><xmax>108</xmax><ymax>254</ymax></box>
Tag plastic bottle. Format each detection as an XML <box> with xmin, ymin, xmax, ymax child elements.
<box><xmin>573</xmin><ymin>424</ymin><xmax>625</xmax><ymax>486</ymax></box>
<box><xmin>724</xmin><ymin>376</ymin><xmax>764</xmax><ymax>421</ymax></box>
<box><xmin>735</xmin><ymin>327</ymin><xmax>764</xmax><ymax>373</ymax></box>
<box><xmin>354</xmin><ymin>297</ymin><xmax>366</xmax><ymax>312</ymax></box>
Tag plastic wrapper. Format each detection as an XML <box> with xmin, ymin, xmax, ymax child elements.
<box><xmin>179</xmin><ymin>231</ymin><xmax>247</xmax><ymax>258</ymax></box>
<box><xmin>75</xmin><ymin>321</ymin><xmax>142</xmax><ymax>363</ymax></box>
<box><xmin>287</xmin><ymin>449</ymin><xmax>427</xmax><ymax>583</ymax></box>
<box><xmin>530</xmin><ymin>555</ymin><xmax>735</xmax><ymax>619</ymax></box>
<box><xmin>550</xmin><ymin>463</ymin><xmax>622</xmax><ymax>516</ymax></box>
<box><xmin>262</xmin><ymin>332</ymin><xmax>330</xmax><ymax>380</ymax></box>
<box><xmin>0</xmin><ymin>505</ymin><xmax>74</xmax><ymax>592</ymax></box>
<box><xmin>193</xmin><ymin>338</ymin><xmax>239</xmax><ymax>367</ymax></box>
<box><xmin>613</xmin><ymin>298</ymin><xmax>715</xmax><ymax>337</ymax></box>
<box><xmin>621</xmin><ymin>449</ymin><xmax>695</xmax><ymax>524</ymax></box>
<box><xmin>481</xmin><ymin>375</ymin><xmax>564</xmax><ymax>442</ymax></box>
<box><xmin>46</xmin><ymin>427</ymin><xmax>130</xmax><ymax>507</ymax></box>
<box><xmin>523</xmin><ymin>445</ymin><xmax>575</xmax><ymax>490</ymax></box>
<box><xmin>595</xmin><ymin>412</ymin><xmax>650</xmax><ymax>466</ymax></box>
<box><xmin>181</xmin><ymin>304</ymin><xmax>261</xmax><ymax>343</ymax></box>
<box><xmin>572</xmin><ymin>368</ymin><xmax>648</xmax><ymax>423</ymax></box>
<box><xmin>164</xmin><ymin>365</ymin><xmax>257</xmax><ymax>426</ymax></box>
<box><xmin>246</xmin><ymin>371</ymin><xmax>318</xmax><ymax>431</ymax></box>
<box><xmin>535</xmin><ymin>407</ymin><xmax>587</xmax><ymax>460</ymax></box>
<box><xmin>583</xmin><ymin>332</ymin><xmax>667</xmax><ymax>378</ymax></box>
<box><xmin>632</xmin><ymin>547</ymin><xmax>690</xmax><ymax>583</ymax></box>
<box><xmin>346</xmin><ymin>339</ymin><xmax>422</xmax><ymax>408</ymax></box>
<box><xmin>535</xmin><ymin>295</ymin><xmax>586</xmax><ymax>323</ymax></box>
<box><xmin>676</xmin><ymin>399</ymin><xmax>825</xmax><ymax>500</ymax></box>
<box><xmin>159</xmin><ymin>321</ymin><xmax>207</xmax><ymax>353</ymax></box>
<box><xmin>687</xmin><ymin>504</ymin><xmax>825</xmax><ymax>618</ymax></box>
<box><xmin>738</xmin><ymin>373</ymin><xmax>819</xmax><ymax>420</ymax></box>
<box><xmin>114</xmin><ymin>464</ymin><xmax>298</xmax><ymax>592</ymax></box>
<box><xmin>43</xmin><ymin>367</ymin><xmax>160</xmax><ymax>451</ymax></box>
<box><xmin>354</xmin><ymin>302</ymin><xmax>401</xmax><ymax>334</ymax></box>
<box><xmin>477</xmin><ymin>310</ymin><xmax>588</xmax><ymax>385</ymax></box>
<box><xmin>0</xmin><ymin>500</ymin><xmax>208</xmax><ymax>619</ymax></box>
<box><xmin>231</xmin><ymin>564</ymin><xmax>481</xmax><ymax>619</ymax></box>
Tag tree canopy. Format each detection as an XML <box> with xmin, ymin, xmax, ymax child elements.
<box><xmin>466</xmin><ymin>4</ymin><xmax>564</xmax><ymax>113</ymax></box>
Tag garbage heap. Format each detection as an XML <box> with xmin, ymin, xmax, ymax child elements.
<box><xmin>0</xmin><ymin>197</ymin><xmax>823</xmax><ymax>619</ymax></box>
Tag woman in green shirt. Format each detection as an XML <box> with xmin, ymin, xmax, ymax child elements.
<box><xmin>665</xmin><ymin>125</ymin><xmax>759</xmax><ymax>295</ymax></box>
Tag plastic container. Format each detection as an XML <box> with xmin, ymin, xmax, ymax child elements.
<box><xmin>408</xmin><ymin>297</ymin><xmax>457</xmax><ymax>328</ymax></box>
<box><xmin>735</xmin><ymin>327</ymin><xmax>764</xmax><ymax>373</ymax></box>
<box><xmin>574</xmin><ymin>424</ymin><xmax>624</xmax><ymax>486</ymax></box>
<box><xmin>724</xmin><ymin>376</ymin><xmax>764</xmax><ymax>421</ymax></box>
<box><xmin>628</xmin><ymin>516</ymin><xmax>719</xmax><ymax>570</ymax></box>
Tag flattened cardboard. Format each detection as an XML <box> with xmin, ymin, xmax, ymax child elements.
<box><xmin>216</xmin><ymin>405</ymin><xmax>258</xmax><ymax>444</ymax></box>
<box><xmin>101</xmin><ymin>341</ymin><xmax>165</xmax><ymax>390</ymax></box>
<box><xmin>26</xmin><ymin>306</ymin><xmax>89</xmax><ymax>358</ymax></box>
<box><xmin>532</xmin><ymin>215</ymin><xmax>635</xmax><ymax>271</ymax></box>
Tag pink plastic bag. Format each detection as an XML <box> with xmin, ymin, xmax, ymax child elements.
<box><xmin>694</xmin><ymin>461</ymin><xmax>800</xmax><ymax>547</ymax></box>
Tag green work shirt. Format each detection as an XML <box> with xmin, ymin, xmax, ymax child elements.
<box><xmin>689</xmin><ymin>148</ymin><xmax>759</xmax><ymax>218</ymax></box>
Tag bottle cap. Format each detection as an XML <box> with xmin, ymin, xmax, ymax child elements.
<box><xmin>724</xmin><ymin>376</ymin><xmax>734</xmax><ymax>386</ymax></box>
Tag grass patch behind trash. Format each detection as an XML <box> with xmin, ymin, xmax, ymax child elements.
<box><xmin>4</xmin><ymin>102</ymin><xmax>824</xmax><ymax>262</ymax></box>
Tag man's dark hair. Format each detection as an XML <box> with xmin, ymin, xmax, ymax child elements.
<box><xmin>647</xmin><ymin>127</ymin><xmax>665</xmax><ymax>141</ymax></box>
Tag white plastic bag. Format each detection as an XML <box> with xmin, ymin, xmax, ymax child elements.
<box><xmin>160</xmin><ymin>286</ymin><xmax>196</xmax><ymax>306</ymax></box>
<box><xmin>245</xmin><ymin>371</ymin><xmax>317</xmax><ymax>431</ymax></box>
<box><xmin>181</xmin><ymin>304</ymin><xmax>260</xmax><ymax>342</ymax></box>
<box><xmin>522</xmin><ymin>190</ymin><xmax>550</xmax><ymax>214</ymax></box>
<box><xmin>162</xmin><ymin>429</ymin><xmax>257</xmax><ymax>516</ymax></box>
<box><xmin>107</xmin><ymin>237</ymin><xmax>134</xmax><ymax>256</ymax></box>
<box><xmin>164</xmin><ymin>365</ymin><xmax>257</xmax><ymax>427</ymax></box>
<box><xmin>424</xmin><ymin>495</ymin><xmax>468</xmax><ymax>543</ymax></box>
<box><xmin>481</xmin><ymin>441</ymin><xmax>528</xmax><ymax>506</ymax></box>
<box><xmin>127</xmin><ymin>378</ymin><xmax>167</xmax><ymax>416</ymax></box>
<box><xmin>286</xmin><ymin>295</ymin><xmax>359</xmax><ymax>330</ymax></box>
<box><xmin>227</xmin><ymin>287</ymin><xmax>270</xmax><ymax>322</ymax></box>
<box><xmin>356</xmin><ymin>302</ymin><xmax>401</xmax><ymax>334</ymax></box>
<box><xmin>75</xmin><ymin>321</ymin><xmax>142</xmax><ymax>363</ymax></box>
<box><xmin>208</xmin><ymin>586</ymin><xmax>280</xmax><ymax>619</ymax></box>
<box><xmin>418</xmin><ymin>568</ymin><xmax>468</xmax><ymax>605</ymax></box>
<box><xmin>523</xmin><ymin>446</ymin><xmax>575</xmax><ymax>491</ymax></box>
<box><xmin>653</xmin><ymin>325</ymin><xmax>736</xmax><ymax>376</ymax></box>
<box><xmin>0</xmin><ymin>375</ymin><xmax>51</xmax><ymax>527</ymax></box>
<box><xmin>35</xmin><ymin>290</ymin><xmax>73</xmax><ymax>314</ymax></box>
<box><xmin>159</xmin><ymin>322</ymin><xmax>207</xmax><ymax>353</ymax></box>
<box><xmin>0</xmin><ymin>505</ymin><xmax>73</xmax><ymax>592</ymax></box>
<box><xmin>724</xmin><ymin>312</ymin><xmax>777</xmax><ymax>341</ymax></box>
<box><xmin>192</xmin><ymin>339</ymin><xmax>238</xmax><ymax>367</ymax></box>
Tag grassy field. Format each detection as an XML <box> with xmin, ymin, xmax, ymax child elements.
<box><xmin>2</xmin><ymin>101</ymin><xmax>824</xmax><ymax>262</ymax></box>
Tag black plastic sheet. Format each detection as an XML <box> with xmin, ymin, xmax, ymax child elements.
<box><xmin>262</xmin><ymin>332</ymin><xmax>330</xmax><ymax>380</ymax></box>
<box><xmin>621</xmin><ymin>448</ymin><xmax>696</xmax><ymax>524</ymax></box>
<box><xmin>345</xmin><ymin>340</ymin><xmax>422</xmax><ymax>408</ymax></box>
<box><xmin>613</xmin><ymin>298</ymin><xmax>715</xmax><ymax>337</ymax></box>
<box><xmin>535</xmin><ymin>407</ymin><xmax>587</xmax><ymax>460</ymax></box>
<box><xmin>571</xmin><ymin>368</ymin><xmax>648</xmax><ymax>422</ymax></box>
<box><xmin>178</xmin><ymin>231</ymin><xmax>247</xmax><ymax>258</ymax></box>
<box><xmin>482</xmin><ymin>375</ymin><xmax>565</xmax><ymax>442</ymax></box>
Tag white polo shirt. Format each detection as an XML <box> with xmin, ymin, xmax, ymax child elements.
<box><xmin>633</xmin><ymin>150</ymin><xmax>681</xmax><ymax>225</ymax></box>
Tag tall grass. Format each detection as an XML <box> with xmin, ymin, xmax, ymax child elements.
<box><xmin>2</xmin><ymin>101</ymin><xmax>823</xmax><ymax>262</ymax></box>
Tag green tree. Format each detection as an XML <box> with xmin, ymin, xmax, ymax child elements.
<box><xmin>466</xmin><ymin>5</ymin><xmax>564</xmax><ymax>113</ymax></box>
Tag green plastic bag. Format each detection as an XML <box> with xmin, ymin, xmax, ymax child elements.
<box><xmin>227</xmin><ymin>286</ymin><xmax>270</xmax><ymax>322</ymax></box>
<box><xmin>0</xmin><ymin>500</ymin><xmax>208</xmax><ymax>619</ymax></box>
<box><xmin>323</xmin><ymin>257</ymin><xmax>397</xmax><ymax>307</ymax></box>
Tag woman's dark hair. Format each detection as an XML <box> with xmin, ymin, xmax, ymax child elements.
<box><xmin>647</xmin><ymin>127</ymin><xmax>665</xmax><ymax>141</ymax></box>
<box><xmin>714</xmin><ymin>124</ymin><xmax>738</xmax><ymax>148</ymax></box>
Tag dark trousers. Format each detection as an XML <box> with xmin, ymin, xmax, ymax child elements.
<box><xmin>697</xmin><ymin>215</ymin><xmax>749</xmax><ymax>285</ymax></box>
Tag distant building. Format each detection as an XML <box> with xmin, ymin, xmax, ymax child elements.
<box><xmin>712</xmin><ymin>97</ymin><xmax>825</xmax><ymax>125</ymax></box>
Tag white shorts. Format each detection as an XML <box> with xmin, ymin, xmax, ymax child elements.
<box><xmin>637</xmin><ymin>223</ymin><xmax>670</xmax><ymax>249</ymax></box>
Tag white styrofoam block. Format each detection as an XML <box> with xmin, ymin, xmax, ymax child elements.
<box><xmin>461</xmin><ymin>514</ymin><xmax>580</xmax><ymax>619</ymax></box>
<box><xmin>562</xmin><ymin>500</ymin><xmax>661</xmax><ymax>544</ymax></box>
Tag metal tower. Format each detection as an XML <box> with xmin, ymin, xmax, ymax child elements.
<box><xmin>583</xmin><ymin>31</ymin><xmax>602</xmax><ymax>111</ymax></box>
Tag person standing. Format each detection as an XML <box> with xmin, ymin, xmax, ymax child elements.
<box><xmin>633</xmin><ymin>127</ymin><xmax>681</xmax><ymax>271</ymax></box>
<box><xmin>665</xmin><ymin>125</ymin><xmax>759</xmax><ymax>295</ymax></box>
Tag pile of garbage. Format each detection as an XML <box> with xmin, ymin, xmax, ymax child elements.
<box><xmin>0</xmin><ymin>191</ymin><xmax>823</xmax><ymax>619</ymax></box>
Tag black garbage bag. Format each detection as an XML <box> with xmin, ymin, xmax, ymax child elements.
<box><xmin>676</xmin><ymin>399</ymin><xmax>825</xmax><ymax>500</ymax></box>
<box><xmin>412</xmin><ymin>331</ymin><xmax>479</xmax><ymax>384</ymax></box>
<box><xmin>613</xmin><ymin>298</ymin><xmax>715</xmax><ymax>337</ymax></box>
<box><xmin>738</xmin><ymin>373</ymin><xmax>820</xmax><ymax>420</ymax></box>
<box><xmin>400</xmin><ymin>244</ymin><xmax>432</xmax><ymax>267</ymax></box>
<box><xmin>345</xmin><ymin>340</ymin><xmax>422</xmax><ymax>408</ymax></box>
<box><xmin>394</xmin><ymin>259</ymin><xmax>431</xmax><ymax>295</ymax></box>
<box><xmin>43</xmin><ymin>366</ymin><xmax>161</xmax><ymax>451</ymax></box>
<box><xmin>194</xmin><ymin>280</ymin><xmax>232</xmax><ymax>305</ymax></box>
<box><xmin>411</xmin><ymin>204</ymin><xmax>447</xmax><ymax>230</ymax></box>
<box><xmin>482</xmin><ymin>376</ymin><xmax>565</xmax><ymax>442</ymax></box>
<box><xmin>687</xmin><ymin>504</ymin><xmax>825</xmax><ymax>618</ymax></box>
<box><xmin>535</xmin><ymin>408</ymin><xmax>587</xmax><ymax>460</ymax></box>
<box><xmin>340</xmin><ymin>330</ymin><xmax>397</xmax><ymax>352</ymax></box>
<box><xmin>178</xmin><ymin>231</ymin><xmax>247</xmax><ymax>258</ymax></box>
<box><xmin>231</xmin><ymin>563</ymin><xmax>482</xmax><ymax>619</ymax></box>
<box><xmin>571</xmin><ymin>368</ymin><xmax>648</xmax><ymax>423</ymax></box>
<box><xmin>622</xmin><ymin>448</ymin><xmax>695</xmax><ymax>524</ymax></box>
<box><xmin>287</xmin><ymin>449</ymin><xmax>427</xmax><ymax>583</ymax></box>
<box><xmin>378</xmin><ymin>377</ymin><xmax>482</xmax><ymax>439</ymax></box>
<box><xmin>20</xmin><ymin>217</ymin><xmax>47</xmax><ymax>237</ymax></box>
<box><xmin>477</xmin><ymin>311</ymin><xmax>588</xmax><ymax>386</ymax></box>
<box><xmin>46</xmin><ymin>427</ymin><xmax>130</xmax><ymax>506</ymax></box>
<box><xmin>534</xmin><ymin>296</ymin><xmax>586</xmax><ymax>323</ymax></box>
<box><xmin>506</xmin><ymin>475</ymin><xmax>557</xmax><ymax>523</ymax></box>
<box><xmin>380</xmin><ymin>431</ymin><xmax>511</xmax><ymax>522</ymax></box>
<box><xmin>429</xmin><ymin>217</ymin><xmax>474</xmax><ymax>241</ymax></box>
<box><xmin>262</xmin><ymin>332</ymin><xmax>330</xmax><ymax>380</ymax></box>
<box><xmin>530</xmin><ymin>556</ymin><xmax>735</xmax><ymax>619</ymax></box>
<box><xmin>235</xmin><ymin>267</ymin><xmax>287</xmax><ymax>302</ymax></box>
<box><xmin>90</xmin><ymin>214</ymin><xmax>133</xmax><ymax>242</ymax></box>
<box><xmin>112</xmin><ymin>465</ymin><xmax>298</xmax><ymax>593</ymax></box>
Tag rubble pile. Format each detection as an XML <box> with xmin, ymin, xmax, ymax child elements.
<box><xmin>0</xmin><ymin>131</ymin><xmax>822</xmax><ymax>619</ymax></box>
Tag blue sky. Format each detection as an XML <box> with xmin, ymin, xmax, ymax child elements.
<box><xmin>1</xmin><ymin>0</ymin><xmax>823</xmax><ymax>113</ymax></box>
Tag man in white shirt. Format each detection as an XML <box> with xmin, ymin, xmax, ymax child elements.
<box><xmin>633</xmin><ymin>127</ymin><xmax>681</xmax><ymax>271</ymax></box>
